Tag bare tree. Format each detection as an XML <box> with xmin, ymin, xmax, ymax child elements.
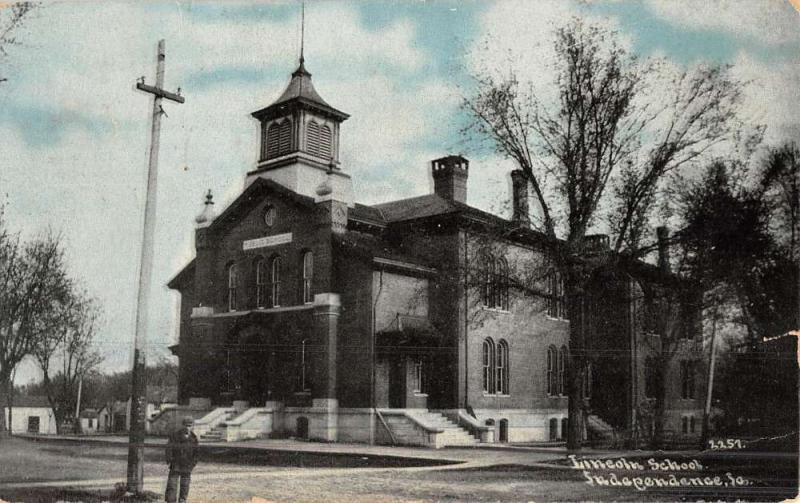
<box><xmin>0</xmin><ymin>2</ymin><xmax>37</xmax><ymax>83</ymax></box>
<box><xmin>0</xmin><ymin>212</ymin><xmax>72</xmax><ymax>434</ymax></box>
<box><xmin>31</xmin><ymin>291</ymin><xmax>102</xmax><ymax>431</ymax></box>
<box><xmin>463</xmin><ymin>18</ymin><xmax>748</xmax><ymax>449</ymax></box>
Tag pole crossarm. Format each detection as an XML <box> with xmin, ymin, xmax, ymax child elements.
<box><xmin>135</xmin><ymin>82</ymin><xmax>185</xmax><ymax>104</ymax></box>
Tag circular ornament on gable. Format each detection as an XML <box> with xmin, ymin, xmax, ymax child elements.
<box><xmin>264</xmin><ymin>205</ymin><xmax>277</xmax><ymax>227</ymax></box>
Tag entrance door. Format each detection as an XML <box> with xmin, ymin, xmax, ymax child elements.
<box><xmin>27</xmin><ymin>416</ymin><xmax>40</xmax><ymax>433</ymax></box>
<box><xmin>388</xmin><ymin>359</ymin><xmax>405</xmax><ymax>408</ymax></box>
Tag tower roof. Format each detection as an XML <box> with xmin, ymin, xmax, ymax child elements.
<box><xmin>252</xmin><ymin>60</ymin><xmax>349</xmax><ymax>122</ymax></box>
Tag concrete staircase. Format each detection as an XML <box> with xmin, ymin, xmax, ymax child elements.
<box><xmin>197</xmin><ymin>409</ymin><xmax>239</xmax><ymax>443</ymax></box>
<box><xmin>381</xmin><ymin>410</ymin><xmax>478</xmax><ymax>448</ymax></box>
<box><xmin>586</xmin><ymin>414</ymin><xmax>617</xmax><ymax>448</ymax></box>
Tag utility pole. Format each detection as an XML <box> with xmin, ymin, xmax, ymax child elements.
<box><xmin>127</xmin><ymin>39</ymin><xmax>184</xmax><ymax>494</ymax></box>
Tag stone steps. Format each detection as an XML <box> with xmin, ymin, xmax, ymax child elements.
<box><xmin>384</xmin><ymin>411</ymin><xmax>478</xmax><ymax>447</ymax></box>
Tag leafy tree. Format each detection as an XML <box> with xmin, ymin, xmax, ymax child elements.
<box><xmin>463</xmin><ymin>18</ymin><xmax>748</xmax><ymax>449</ymax></box>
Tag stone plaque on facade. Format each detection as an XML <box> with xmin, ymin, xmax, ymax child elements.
<box><xmin>242</xmin><ymin>232</ymin><xmax>292</xmax><ymax>250</ymax></box>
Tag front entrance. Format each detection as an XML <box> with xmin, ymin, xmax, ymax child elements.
<box><xmin>27</xmin><ymin>416</ymin><xmax>40</xmax><ymax>433</ymax></box>
<box><xmin>388</xmin><ymin>359</ymin><xmax>405</xmax><ymax>408</ymax></box>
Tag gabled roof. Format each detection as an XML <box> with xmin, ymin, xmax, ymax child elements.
<box><xmin>373</xmin><ymin>194</ymin><xmax>458</xmax><ymax>222</ymax></box>
<box><xmin>7</xmin><ymin>395</ymin><xmax>51</xmax><ymax>408</ymax></box>
<box><xmin>209</xmin><ymin>177</ymin><xmax>316</xmax><ymax>233</ymax></box>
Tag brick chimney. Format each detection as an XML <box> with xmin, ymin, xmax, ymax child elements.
<box><xmin>510</xmin><ymin>169</ymin><xmax>530</xmax><ymax>228</ymax></box>
<box><xmin>432</xmin><ymin>155</ymin><xmax>468</xmax><ymax>203</ymax></box>
<box><xmin>656</xmin><ymin>226</ymin><xmax>670</xmax><ymax>273</ymax></box>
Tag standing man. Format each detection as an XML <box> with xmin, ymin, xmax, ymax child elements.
<box><xmin>165</xmin><ymin>417</ymin><xmax>198</xmax><ymax>503</ymax></box>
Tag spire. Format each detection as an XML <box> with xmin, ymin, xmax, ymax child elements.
<box><xmin>299</xmin><ymin>0</ymin><xmax>305</xmax><ymax>66</ymax></box>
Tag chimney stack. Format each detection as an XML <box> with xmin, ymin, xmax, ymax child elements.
<box><xmin>431</xmin><ymin>155</ymin><xmax>468</xmax><ymax>203</ymax></box>
<box><xmin>510</xmin><ymin>169</ymin><xmax>530</xmax><ymax>228</ymax></box>
<box><xmin>656</xmin><ymin>226</ymin><xmax>670</xmax><ymax>273</ymax></box>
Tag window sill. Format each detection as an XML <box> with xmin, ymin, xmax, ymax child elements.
<box><xmin>545</xmin><ymin>316</ymin><xmax>569</xmax><ymax>323</ymax></box>
<box><xmin>482</xmin><ymin>393</ymin><xmax>511</xmax><ymax>397</ymax></box>
<box><xmin>413</xmin><ymin>392</ymin><xmax>428</xmax><ymax>397</ymax></box>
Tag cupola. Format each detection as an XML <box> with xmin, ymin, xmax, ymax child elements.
<box><xmin>246</xmin><ymin>57</ymin><xmax>353</xmax><ymax>206</ymax></box>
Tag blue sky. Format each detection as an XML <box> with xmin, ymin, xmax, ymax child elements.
<box><xmin>1</xmin><ymin>0</ymin><xmax>798</xmax><ymax>381</ymax></box>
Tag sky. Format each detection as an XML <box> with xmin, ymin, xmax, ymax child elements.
<box><xmin>1</xmin><ymin>0</ymin><xmax>798</xmax><ymax>382</ymax></box>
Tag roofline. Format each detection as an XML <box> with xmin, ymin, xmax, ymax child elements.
<box><xmin>251</xmin><ymin>97</ymin><xmax>350</xmax><ymax>122</ymax></box>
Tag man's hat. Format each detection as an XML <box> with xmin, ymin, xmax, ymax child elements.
<box><xmin>182</xmin><ymin>417</ymin><xmax>194</xmax><ymax>426</ymax></box>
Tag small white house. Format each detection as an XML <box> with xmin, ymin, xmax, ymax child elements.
<box><xmin>4</xmin><ymin>396</ymin><xmax>57</xmax><ymax>435</ymax></box>
<box><xmin>79</xmin><ymin>408</ymin><xmax>99</xmax><ymax>434</ymax></box>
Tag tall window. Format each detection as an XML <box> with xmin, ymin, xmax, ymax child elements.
<box><xmin>302</xmin><ymin>251</ymin><xmax>314</xmax><ymax>304</ymax></box>
<box><xmin>547</xmin><ymin>271</ymin><xmax>567</xmax><ymax>319</ymax></box>
<box><xmin>255</xmin><ymin>258</ymin><xmax>267</xmax><ymax>308</ymax></box>
<box><xmin>297</xmin><ymin>339</ymin><xmax>311</xmax><ymax>392</ymax></box>
<box><xmin>482</xmin><ymin>256</ymin><xmax>495</xmax><ymax>308</ymax></box>
<box><xmin>481</xmin><ymin>255</ymin><xmax>509</xmax><ymax>310</ymax></box>
<box><xmin>582</xmin><ymin>362</ymin><xmax>592</xmax><ymax>399</ymax></box>
<box><xmin>681</xmin><ymin>360</ymin><xmax>696</xmax><ymax>399</ymax></box>
<box><xmin>496</xmin><ymin>339</ymin><xmax>509</xmax><ymax>395</ymax></box>
<box><xmin>227</xmin><ymin>263</ymin><xmax>238</xmax><ymax>311</ymax></box>
<box><xmin>483</xmin><ymin>338</ymin><xmax>509</xmax><ymax>395</ymax></box>
<box><xmin>645</xmin><ymin>357</ymin><xmax>659</xmax><ymax>399</ymax></box>
<box><xmin>496</xmin><ymin>258</ymin><xmax>509</xmax><ymax>310</ymax></box>
<box><xmin>483</xmin><ymin>338</ymin><xmax>495</xmax><ymax>394</ymax></box>
<box><xmin>558</xmin><ymin>345</ymin><xmax>567</xmax><ymax>396</ymax></box>
<box><xmin>546</xmin><ymin>345</ymin><xmax>558</xmax><ymax>396</ymax></box>
<box><xmin>270</xmin><ymin>256</ymin><xmax>281</xmax><ymax>307</ymax></box>
<box><xmin>412</xmin><ymin>359</ymin><xmax>425</xmax><ymax>393</ymax></box>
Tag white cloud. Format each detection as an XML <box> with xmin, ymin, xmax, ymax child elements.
<box><xmin>645</xmin><ymin>0</ymin><xmax>800</xmax><ymax>46</ymax></box>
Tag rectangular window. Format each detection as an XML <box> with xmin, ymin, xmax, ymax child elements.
<box><xmin>547</xmin><ymin>271</ymin><xmax>567</xmax><ymax>319</ymax></box>
<box><xmin>27</xmin><ymin>416</ymin><xmax>40</xmax><ymax>433</ymax></box>
<box><xmin>297</xmin><ymin>340</ymin><xmax>311</xmax><ymax>392</ymax></box>
<box><xmin>682</xmin><ymin>416</ymin><xmax>689</xmax><ymax>434</ymax></box>
<box><xmin>645</xmin><ymin>357</ymin><xmax>658</xmax><ymax>399</ymax></box>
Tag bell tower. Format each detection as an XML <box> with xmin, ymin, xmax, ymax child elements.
<box><xmin>246</xmin><ymin>56</ymin><xmax>352</xmax><ymax>206</ymax></box>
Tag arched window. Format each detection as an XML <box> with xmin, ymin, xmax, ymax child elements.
<box><xmin>496</xmin><ymin>339</ymin><xmax>509</xmax><ymax>394</ymax></box>
<box><xmin>269</xmin><ymin>256</ymin><xmax>281</xmax><ymax>307</ymax></box>
<box><xmin>546</xmin><ymin>345</ymin><xmax>557</xmax><ymax>396</ymax></box>
<box><xmin>558</xmin><ymin>345</ymin><xmax>567</xmax><ymax>396</ymax></box>
<box><xmin>227</xmin><ymin>263</ymin><xmax>238</xmax><ymax>312</ymax></box>
<box><xmin>483</xmin><ymin>338</ymin><xmax>495</xmax><ymax>394</ymax></box>
<box><xmin>302</xmin><ymin>251</ymin><xmax>314</xmax><ymax>304</ymax></box>
<box><xmin>255</xmin><ymin>258</ymin><xmax>267</xmax><ymax>308</ymax></box>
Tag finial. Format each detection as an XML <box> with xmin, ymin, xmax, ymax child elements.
<box><xmin>195</xmin><ymin>189</ymin><xmax>215</xmax><ymax>226</ymax></box>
